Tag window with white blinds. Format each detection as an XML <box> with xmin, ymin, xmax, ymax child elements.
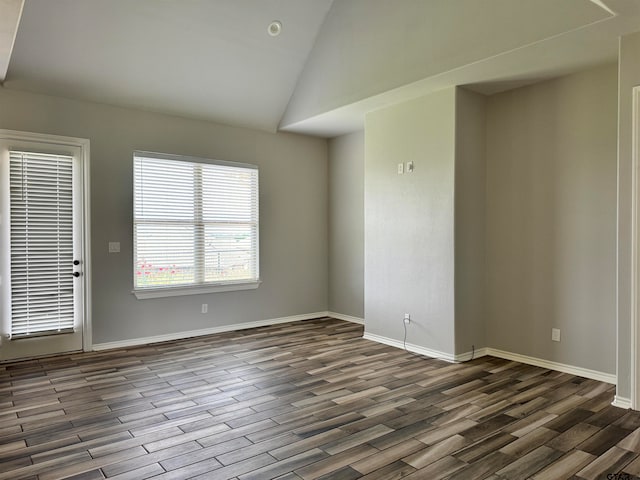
<box><xmin>9</xmin><ymin>151</ymin><xmax>75</xmax><ymax>337</ymax></box>
<box><xmin>133</xmin><ymin>152</ymin><xmax>259</xmax><ymax>295</ymax></box>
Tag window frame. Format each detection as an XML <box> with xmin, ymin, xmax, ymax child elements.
<box><xmin>132</xmin><ymin>151</ymin><xmax>260</xmax><ymax>300</ymax></box>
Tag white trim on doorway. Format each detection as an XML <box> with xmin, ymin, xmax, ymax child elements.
<box><xmin>631</xmin><ymin>87</ymin><xmax>640</xmax><ymax>410</ymax></box>
<box><xmin>0</xmin><ymin>129</ymin><xmax>92</xmax><ymax>353</ymax></box>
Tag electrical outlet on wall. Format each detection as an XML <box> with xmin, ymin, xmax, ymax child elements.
<box><xmin>201</xmin><ymin>304</ymin><xmax>208</xmax><ymax>314</ymax></box>
<box><xmin>551</xmin><ymin>328</ymin><xmax>561</xmax><ymax>342</ymax></box>
<box><xmin>403</xmin><ymin>313</ymin><xmax>411</xmax><ymax>324</ymax></box>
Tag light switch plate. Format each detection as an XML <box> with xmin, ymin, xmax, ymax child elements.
<box><xmin>108</xmin><ymin>242</ymin><xmax>120</xmax><ymax>253</ymax></box>
<box><xmin>397</xmin><ymin>163</ymin><xmax>404</xmax><ymax>175</ymax></box>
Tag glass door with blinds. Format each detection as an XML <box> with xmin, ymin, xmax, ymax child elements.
<box><xmin>0</xmin><ymin>134</ymin><xmax>88</xmax><ymax>361</ymax></box>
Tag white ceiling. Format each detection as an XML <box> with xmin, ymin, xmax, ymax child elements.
<box><xmin>2</xmin><ymin>0</ymin><xmax>334</xmax><ymax>132</ymax></box>
<box><xmin>1</xmin><ymin>0</ymin><xmax>640</xmax><ymax>138</ymax></box>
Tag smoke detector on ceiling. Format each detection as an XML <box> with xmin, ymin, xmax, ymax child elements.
<box><xmin>268</xmin><ymin>21</ymin><xmax>282</xmax><ymax>37</ymax></box>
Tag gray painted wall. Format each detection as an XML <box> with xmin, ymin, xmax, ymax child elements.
<box><xmin>363</xmin><ymin>87</ymin><xmax>486</xmax><ymax>357</ymax></box>
<box><xmin>485</xmin><ymin>63</ymin><xmax>618</xmax><ymax>374</ymax></box>
<box><xmin>0</xmin><ymin>88</ymin><xmax>328</xmax><ymax>345</ymax></box>
<box><xmin>0</xmin><ymin>60</ymin><xmax>621</xmax><ymax>383</ymax></box>
<box><xmin>363</xmin><ymin>65</ymin><xmax>617</xmax><ymax>377</ymax></box>
<box><xmin>454</xmin><ymin>88</ymin><xmax>487</xmax><ymax>355</ymax></box>
<box><xmin>328</xmin><ymin>131</ymin><xmax>364</xmax><ymax>319</ymax></box>
<box><xmin>364</xmin><ymin>88</ymin><xmax>457</xmax><ymax>356</ymax></box>
<box><xmin>617</xmin><ymin>31</ymin><xmax>640</xmax><ymax>400</ymax></box>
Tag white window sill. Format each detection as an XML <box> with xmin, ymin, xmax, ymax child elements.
<box><xmin>133</xmin><ymin>280</ymin><xmax>261</xmax><ymax>299</ymax></box>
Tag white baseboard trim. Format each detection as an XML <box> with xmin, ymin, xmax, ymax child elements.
<box><xmin>93</xmin><ymin>311</ymin><xmax>330</xmax><ymax>351</ymax></box>
<box><xmin>483</xmin><ymin>348</ymin><xmax>617</xmax><ymax>385</ymax></box>
<box><xmin>612</xmin><ymin>395</ymin><xmax>632</xmax><ymax>409</ymax></box>
<box><xmin>94</xmin><ymin>315</ymin><xmax>618</xmax><ymax>387</ymax></box>
<box><xmin>362</xmin><ymin>331</ymin><xmax>457</xmax><ymax>363</ymax></box>
<box><xmin>327</xmin><ymin>312</ymin><xmax>364</xmax><ymax>325</ymax></box>
<box><xmin>454</xmin><ymin>347</ymin><xmax>490</xmax><ymax>363</ymax></box>
<box><xmin>361</xmin><ymin>331</ymin><xmax>616</xmax><ymax>385</ymax></box>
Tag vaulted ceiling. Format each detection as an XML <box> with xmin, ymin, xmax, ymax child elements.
<box><xmin>1</xmin><ymin>0</ymin><xmax>640</xmax><ymax>138</ymax></box>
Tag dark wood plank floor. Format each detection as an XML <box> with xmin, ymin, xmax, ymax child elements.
<box><xmin>1</xmin><ymin>317</ymin><xmax>639</xmax><ymax>480</ymax></box>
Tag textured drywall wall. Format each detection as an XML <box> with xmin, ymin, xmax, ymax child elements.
<box><xmin>0</xmin><ymin>88</ymin><xmax>328</xmax><ymax>345</ymax></box>
<box><xmin>454</xmin><ymin>88</ymin><xmax>487</xmax><ymax>355</ymax></box>
<box><xmin>328</xmin><ymin>131</ymin><xmax>364</xmax><ymax>319</ymax></box>
<box><xmin>364</xmin><ymin>88</ymin><xmax>457</xmax><ymax>356</ymax></box>
<box><xmin>485</xmin><ymin>63</ymin><xmax>618</xmax><ymax>375</ymax></box>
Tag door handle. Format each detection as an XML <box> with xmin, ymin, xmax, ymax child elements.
<box><xmin>71</xmin><ymin>272</ymin><xmax>80</xmax><ymax>277</ymax></box>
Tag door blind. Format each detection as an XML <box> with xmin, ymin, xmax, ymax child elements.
<box><xmin>9</xmin><ymin>151</ymin><xmax>75</xmax><ymax>337</ymax></box>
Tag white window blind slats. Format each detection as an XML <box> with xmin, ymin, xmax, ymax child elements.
<box><xmin>134</xmin><ymin>153</ymin><xmax>259</xmax><ymax>290</ymax></box>
<box><xmin>9</xmin><ymin>151</ymin><xmax>76</xmax><ymax>337</ymax></box>
<box><xmin>135</xmin><ymin>224</ymin><xmax>196</xmax><ymax>286</ymax></box>
<box><xmin>134</xmin><ymin>158</ymin><xmax>194</xmax><ymax>222</ymax></box>
<box><xmin>12</xmin><ymin>303</ymin><xmax>74</xmax><ymax>314</ymax></box>
<box><xmin>204</xmin><ymin>224</ymin><xmax>257</xmax><ymax>282</ymax></box>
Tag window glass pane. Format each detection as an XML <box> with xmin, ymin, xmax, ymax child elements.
<box><xmin>135</xmin><ymin>224</ymin><xmax>195</xmax><ymax>287</ymax></box>
<box><xmin>204</xmin><ymin>224</ymin><xmax>256</xmax><ymax>282</ymax></box>
<box><xmin>202</xmin><ymin>165</ymin><xmax>257</xmax><ymax>223</ymax></box>
<box><xmin>134</xmin><ymin>157</ymin><xmax>194</xmax><ymax>221</ymax></box>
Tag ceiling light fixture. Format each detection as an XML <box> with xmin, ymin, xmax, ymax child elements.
<box><xmin>268</xmin><ymin>21</ymin><xmax>282</xmax><ymax>37</ymax></box>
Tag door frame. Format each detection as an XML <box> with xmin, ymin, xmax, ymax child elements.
<box><xmin>632</xmin><ymin>87</ymin><xmax>640</xmax><ymax>410</ymax></box>
<box><xmin>0</xmin><ymin>129</ymin><xmax>92</xmax><ymax>353</ymax></box>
